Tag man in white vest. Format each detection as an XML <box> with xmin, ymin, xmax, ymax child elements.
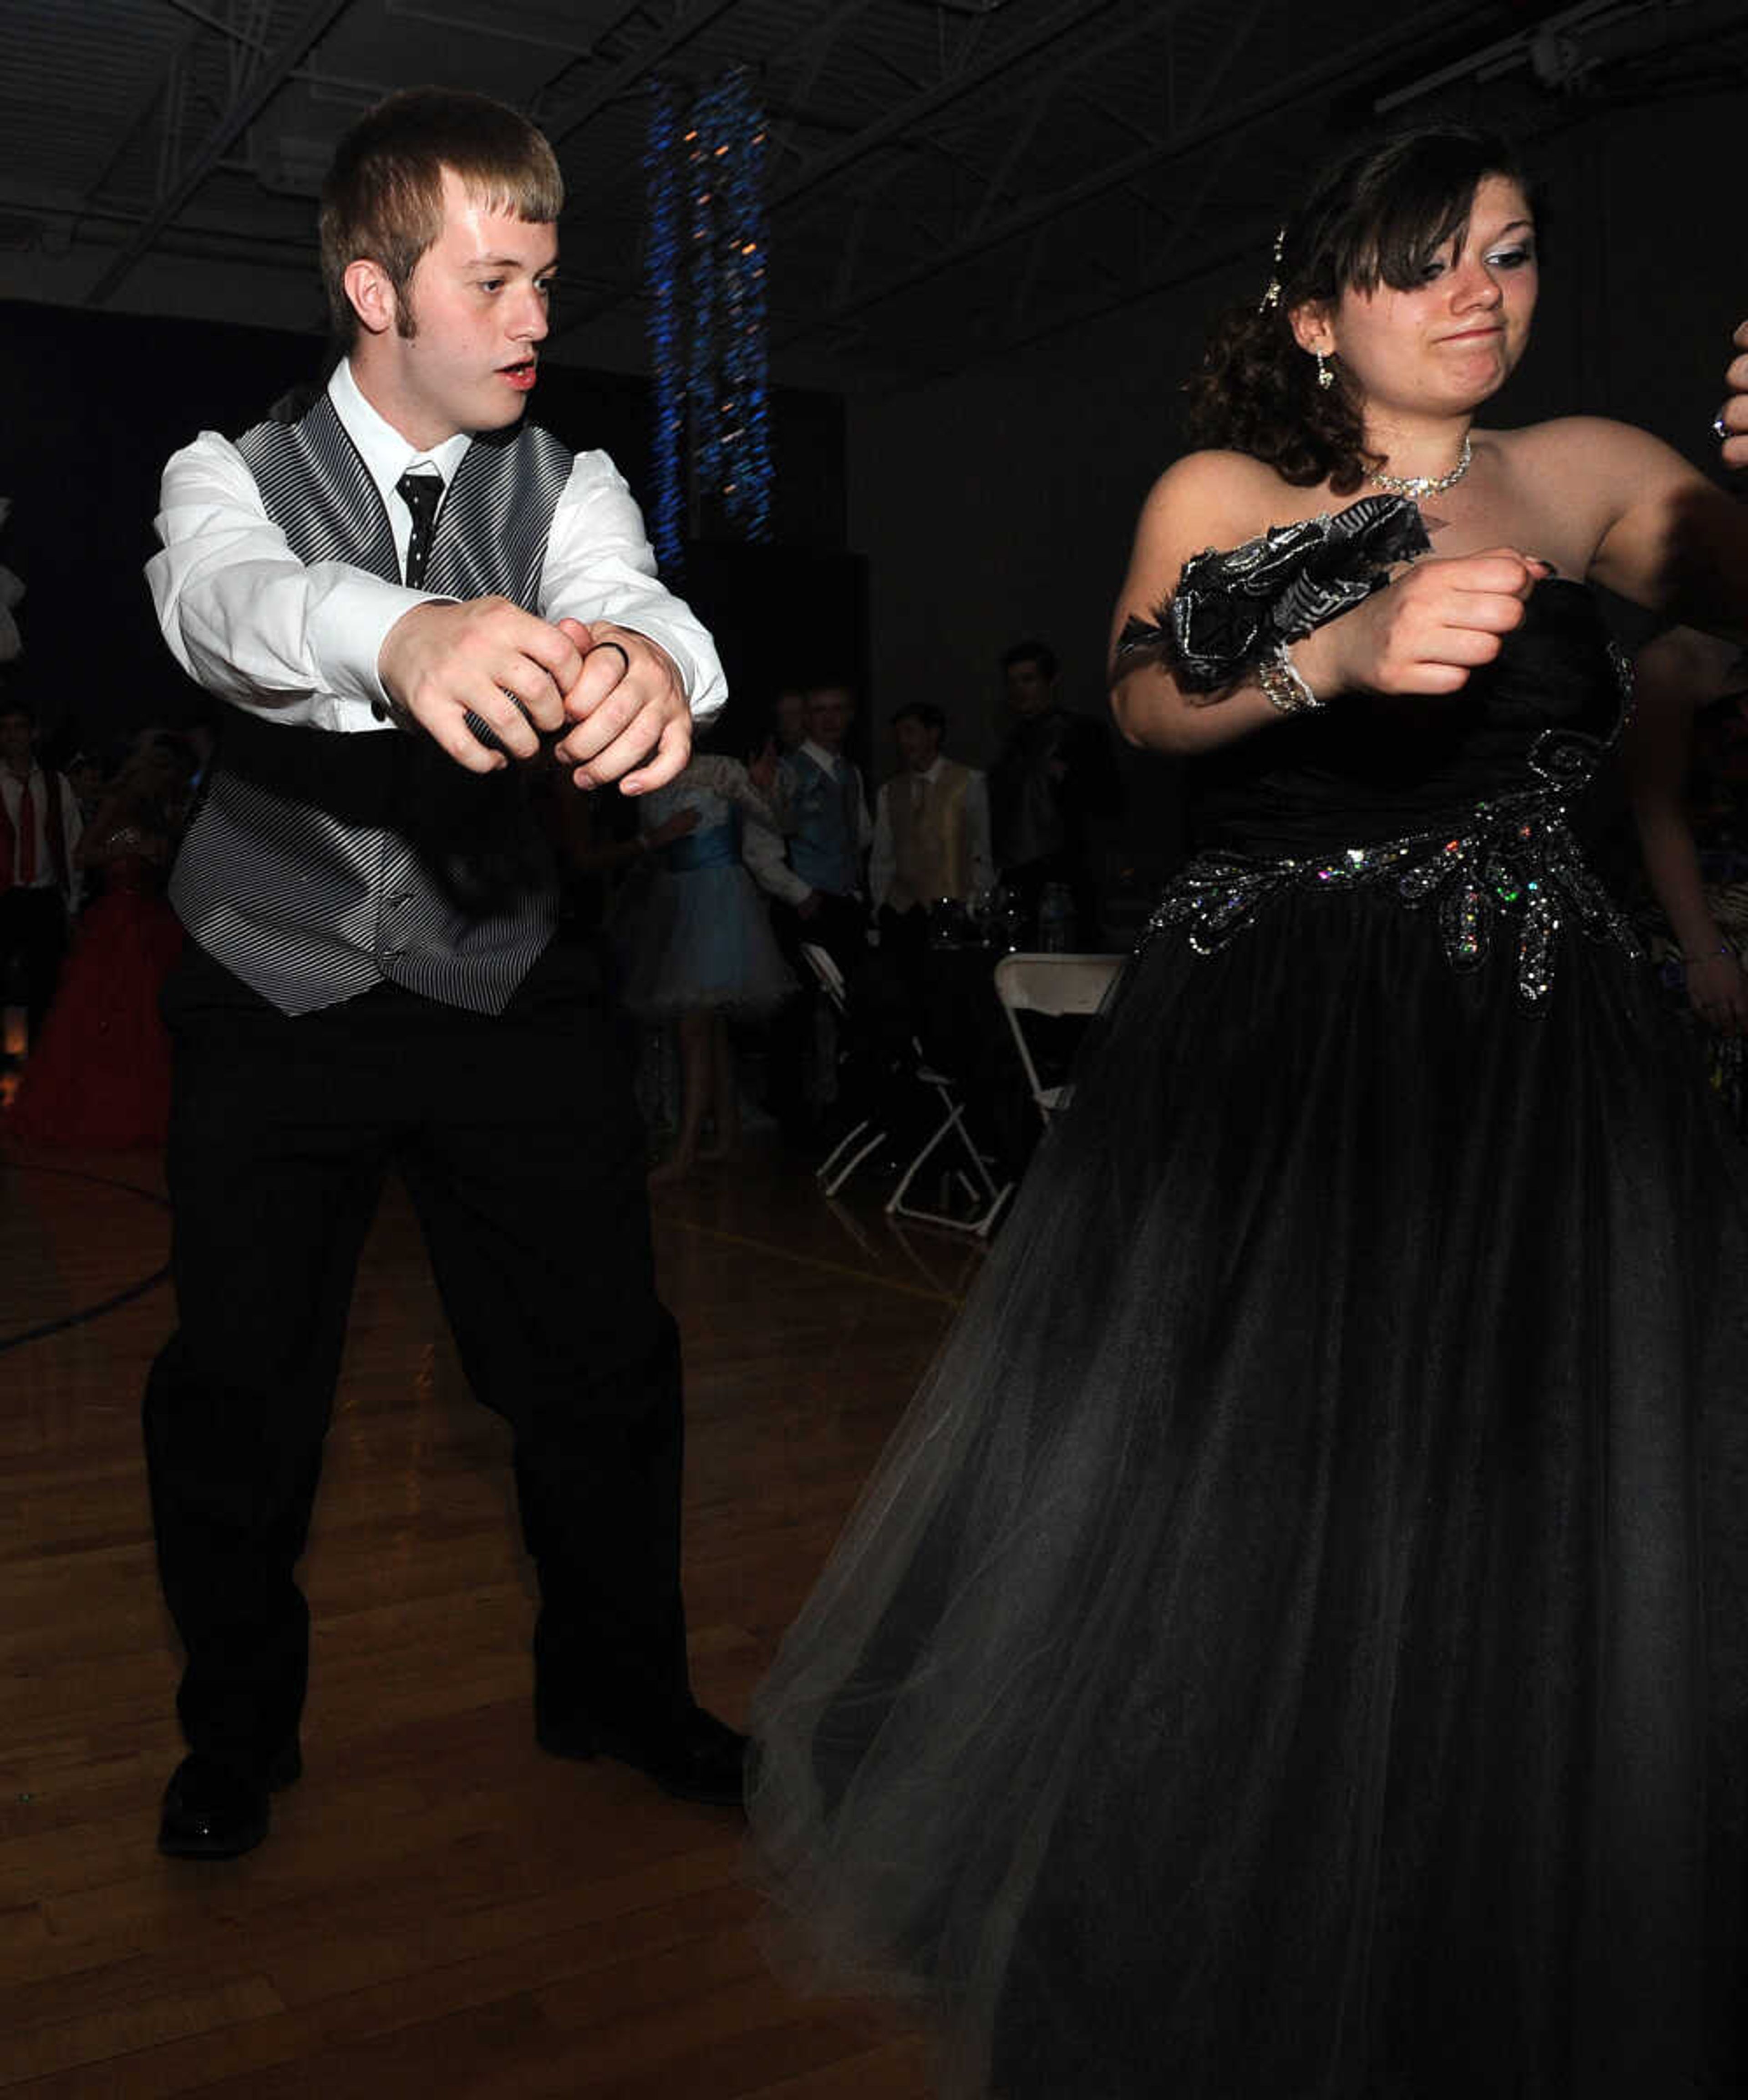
<box><xmin>869</xmin><ymin>702</ymin><xmax>992</xmax><ymax>955</ymax></box>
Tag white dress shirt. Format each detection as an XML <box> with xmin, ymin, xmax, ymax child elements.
<box><xmin>146</xmin><ymin>358</ymin><xmax>727</xmax><ymax>736</ymax></box>
<box><xmin>0</xmin><ymin>763</ymin><xmax>82</xmax><ymax>900</ymax></box>
<box><xmin>869</xmin><ymin>756</ymin><xmax>993</xmax><ymax>913</ymax></box>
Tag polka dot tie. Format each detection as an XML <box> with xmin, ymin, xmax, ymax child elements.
<box><xmin>395</xmin><ymin>469</ymin><xmax>443</xmax><ymax>587</ymax></box>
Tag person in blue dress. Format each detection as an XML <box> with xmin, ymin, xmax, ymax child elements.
<box><xmin>749</xmin><ymin>125</ymin><xmax>1748</xmax><ymax>2099</ymax></box>
<box><xmin>619</xmin><ymin>743</ymin><xmax>795</xmax><ymax>1183</ymax></box>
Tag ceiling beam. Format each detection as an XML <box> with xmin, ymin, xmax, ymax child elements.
<box><xmin>539</xmin><ymin>0</ymin><xmax>746</xmax><ymax>151</ymax></box>
<box><xmin>779</xmin><ymin>0</ymin><xmax>1495</xmax><ymax>344</ymax></box>
<box><xmin>382</xmin><ymin>0</ymin><xmax>600</xmax><ymax>61</ymax></box>
<box><xmin>1148</xmin><ymin>0</ymin><xmax>1270</xmax><ymax>153</ymax></box>
<box><xmin>771</xmin><ymin>0</ymin><xmax>1125</xmax><ymax>213</ymax></box>
<box><xmin>555</xmin><ymin>0</ymin><xmax>1145</xmax><ymax>341</ymax></box>
<box><xmin>963</xmin><ymin>70</ymin><xmax>1062</xmax><ymax>239</ymax></box>
<box><xmin>798</xmin><ymin>0</ymin><xmax>1201</xmax><ymax>265</ymax></box>
<box><xmin>764</xmin><ymin>0</ymin><xmax>882</xmax><ymax>174</ymax></box>
<box><xmin>1133</xmin><ymin>123</ymin><xmax>1248</xmax><ymax>292</ymax></box>
<box><xmin>83</xmin><ymin>0</ymin><xmax>355</xmax><ymax>307</ymax></box>
<box><xmin>69</xmin><ymin>14</ymin><xmax>208</xmax><ymax>246</ymax></box>
<box><xmin>161</xmin><ymin>0</ymin><xmax>271</xmax><ymax>56</ymax></box>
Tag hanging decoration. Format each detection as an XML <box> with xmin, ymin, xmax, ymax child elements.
<box><xmin>685</xmin><ymin>88</ymin><xmax>722</xmax><ymax>519</ymax></box>
<box><xmin>643</xmin><ymin>69</ymin><xmax>772</xmax><ymax>576</ymax></box>
<box><xmin>642</xmin><ymin>82</ymin><xmax>687</xmax><ymax>583</ymax></box>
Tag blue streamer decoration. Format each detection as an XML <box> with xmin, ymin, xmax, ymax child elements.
<box><xmin>642</xmin><ymin>81</ymin><xmax>686</xmax><ymax>576</ymax></box>
<box><xmin>686</xmin><ymin>86</ymin><xmax>722</xmax><ymax>518</ymax></box>
<box><xmin>714</xmin><ymin>70</ymin><xmax>772</xmax><ymax>545</ymax></box>
<box><xmin>643</xmin><ymin>68</ymin><xmax>773</xmax><ymax>578</ymax></box>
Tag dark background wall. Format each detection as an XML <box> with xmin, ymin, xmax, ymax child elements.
<box><xmin>0</xmin><ymin>296</ymin><xmax>854</xmax><ymax>765</ymax></box>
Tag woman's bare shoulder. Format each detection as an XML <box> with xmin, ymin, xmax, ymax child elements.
<box><xmin>1140</xmin><ymin>447</ymin><xmax>1281</xmax><ymax>506</ymax></box>
<box><xmin>1134</xmin><ymin>448</ymin><xmax>1305</xmax><ymax>546</ymax></box>
<box><xmin>1494</xmin><ymin>416</ymin><xmax>1698</xmax><ymax>478</ymax></box>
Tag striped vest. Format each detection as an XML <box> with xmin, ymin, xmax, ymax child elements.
<box><xmin>168</xmin><ymin>393</ymin><xmax>573</xmax><ymax>1017</ymax></box>
<box><xmin>783</xmin><ymin>750</ymin><xmax>865</xmax><ymax>898</ymax></box>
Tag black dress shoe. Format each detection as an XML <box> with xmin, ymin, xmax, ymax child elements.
<box><xmin>538</xmin><ymin>1704</ymin><xmax>747</xmax><ymax>1809</ymax></box>
<box><xmin>157</xmin><ymin>1743</ymin><xmax>302</xmax><ymax>1861</ymax></box>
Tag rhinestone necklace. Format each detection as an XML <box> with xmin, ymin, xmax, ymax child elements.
<box><xmin>1368</xmin><ymin>433</ymin><xmax>1473</xmax><ymax>499</ymax></box>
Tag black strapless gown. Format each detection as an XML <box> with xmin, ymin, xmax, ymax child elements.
<box><xmin>748</xmin><ymin>584</ymin><xmax>1748</xmax><ymax>2100</ymax></box>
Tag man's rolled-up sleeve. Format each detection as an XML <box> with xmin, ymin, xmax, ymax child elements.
<box><xmin>146</xmin><ymin>431</ymin><xmax>438</xmax><ymax>732</ymax></box>
<box><xmin>540</xmin><ymin>452</ymin><xmax>727</xmax><ymax>725</ymax></box>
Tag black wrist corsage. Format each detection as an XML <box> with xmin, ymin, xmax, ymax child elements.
<box><xmin>1113</xmin><ymin>492</ymin><xmax>1429</xmax><ymax>694</ymax></box>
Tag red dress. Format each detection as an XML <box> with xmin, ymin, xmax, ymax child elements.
<box><xmin>7</xmin><ymin>842</ymin><xmax>183</xmax><ymax>1149</ymax></box>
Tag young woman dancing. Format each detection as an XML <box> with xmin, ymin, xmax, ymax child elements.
<box><xmin>750</xmin><ymin>126</ymin><xmax>1748</xmax><ymax>2100</ymax></box>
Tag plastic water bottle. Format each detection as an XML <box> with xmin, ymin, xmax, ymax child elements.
<box><xmin>1038</xmin><ymin>882</ymin><xmax>1074</xmax><ymax>953</ymax></box>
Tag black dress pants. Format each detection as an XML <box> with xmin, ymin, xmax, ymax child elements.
<box><xmin>0</xmin><ymin>885</ymin><xmax>69</xmax><ymax>1043</ymax></box>
<box><xmin>144</xmin><ymin>940</ymin><xmax>691</xmax><ymax>1779</ymax></box>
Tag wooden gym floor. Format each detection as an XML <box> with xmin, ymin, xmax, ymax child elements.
<box><xmin>0</xmin><ymin>1133</ymin><xmax>987</xmax><ymax>2098</ymax></box>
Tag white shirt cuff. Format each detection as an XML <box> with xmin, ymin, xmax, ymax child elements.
<box><xmin>309</xmin><ymin>571</ymin><xmax>456</xmax><ymax>718</ymax></box>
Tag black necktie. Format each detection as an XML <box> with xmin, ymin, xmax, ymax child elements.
<box><xmin>396</xmin><ymin>469</ymin><xmax>442</xmax><ymax>587</ymax></box>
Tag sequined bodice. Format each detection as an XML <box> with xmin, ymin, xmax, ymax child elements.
<box><xmin>1190</xmin><ymin>581</ymin><xmax>1622</xmax><ymax>857</ymax></box>
<box><xmin>1153</xmin><ymin>584</ymin><xmax>1638</xmax><ymax>1007</ymax></box>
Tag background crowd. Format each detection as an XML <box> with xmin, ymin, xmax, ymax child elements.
<box><xmin>7</xmin><ymin>602</ymin><xmax>1748</xmax><ymax>1174</ymax></box>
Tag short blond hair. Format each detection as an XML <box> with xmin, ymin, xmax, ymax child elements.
<box><xmin>319</xmin><ymin>86</ymin><xmax>563</xmax><ymax>343</ymax></box>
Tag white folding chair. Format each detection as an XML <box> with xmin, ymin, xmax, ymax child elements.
<box><xmin>883</xmin><ymin>1048</ymin><xmax>1011</xmax><ymax>1239</ymax></box>
<box><xmin>993</xmin><ymin>951</ymin><xmax>1125</xmax><ymax>1124</ymax></box>
<box><xmin>803</xmin><ymin>941</ymin><xmax>1010</xmax><ymax>1236</ymax></box>
<box><xmin>800</xmin><ymin>941</ymin><xmax>888</xmax><ymax>1196</ymax></box>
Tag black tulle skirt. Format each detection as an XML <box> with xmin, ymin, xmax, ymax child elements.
<box><xmin>748</xmin><ymin>880</ymin><xmax>1748</xmax><ymax>2100</ymax></box>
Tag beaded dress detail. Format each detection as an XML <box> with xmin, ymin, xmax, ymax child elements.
<box><xmin>1148</xmin><ymin>644</ymin><xmax>1640</xmax><ymax>1007</ymax></box>
<box><xmin>749</xmin><ymin>541</ymin><xmax>1748</xmax><ymax>2099</ymax></box>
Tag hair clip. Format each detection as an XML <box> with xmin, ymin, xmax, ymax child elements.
<box><xmin>1258</xmin><ymin>225</ymin><xmax>1286</xmax><ymax>313</ymax></box>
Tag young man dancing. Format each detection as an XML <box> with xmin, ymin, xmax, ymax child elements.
<box><xmin>144</xmin><ymin>86</ymin><xmax>739</xmax><ymax>1858</ymax></box>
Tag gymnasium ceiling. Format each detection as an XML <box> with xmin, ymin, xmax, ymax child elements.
<box><xmin>2</xmin><ymin>0</ymin><xmax>1745</xmax><ymax>394</ymax></box>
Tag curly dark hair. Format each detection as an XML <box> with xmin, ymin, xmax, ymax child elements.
<box><xmin>1184</xmin><ymin>125</ymin><xmax>1531</xmax><ymax>493</ymax></box>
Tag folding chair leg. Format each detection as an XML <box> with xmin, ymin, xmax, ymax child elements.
<box><xmin>818</xmin><ymin>1117</ymin><xmax>887</xmax><ymax>1197</ymax></box>
<box><xmin>885</xmin><ymin>1093</ymin><xmax>1011</xmax><ymax>1235</ymax></box>
<box><xmin>884</xmin><ymin>1105</ymin><xmax>956</xmax><ymax>1217</ymax></box>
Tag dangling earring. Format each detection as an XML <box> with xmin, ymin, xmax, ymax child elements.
<box><xmin>1316</xmin><ymin>350</ymin><xmax>1335</xmax><ymax>392</ymax></box>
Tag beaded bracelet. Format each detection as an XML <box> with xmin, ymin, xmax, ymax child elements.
<box><xmin>1256</xmin><ymin>642</ymin><xmax>1323</xmax><ymax>716</ymax></box>
<box><xmin>1679</xmin><ymin>942</ymin><xmax>1738</xmax><ymax>965</ymax></box>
